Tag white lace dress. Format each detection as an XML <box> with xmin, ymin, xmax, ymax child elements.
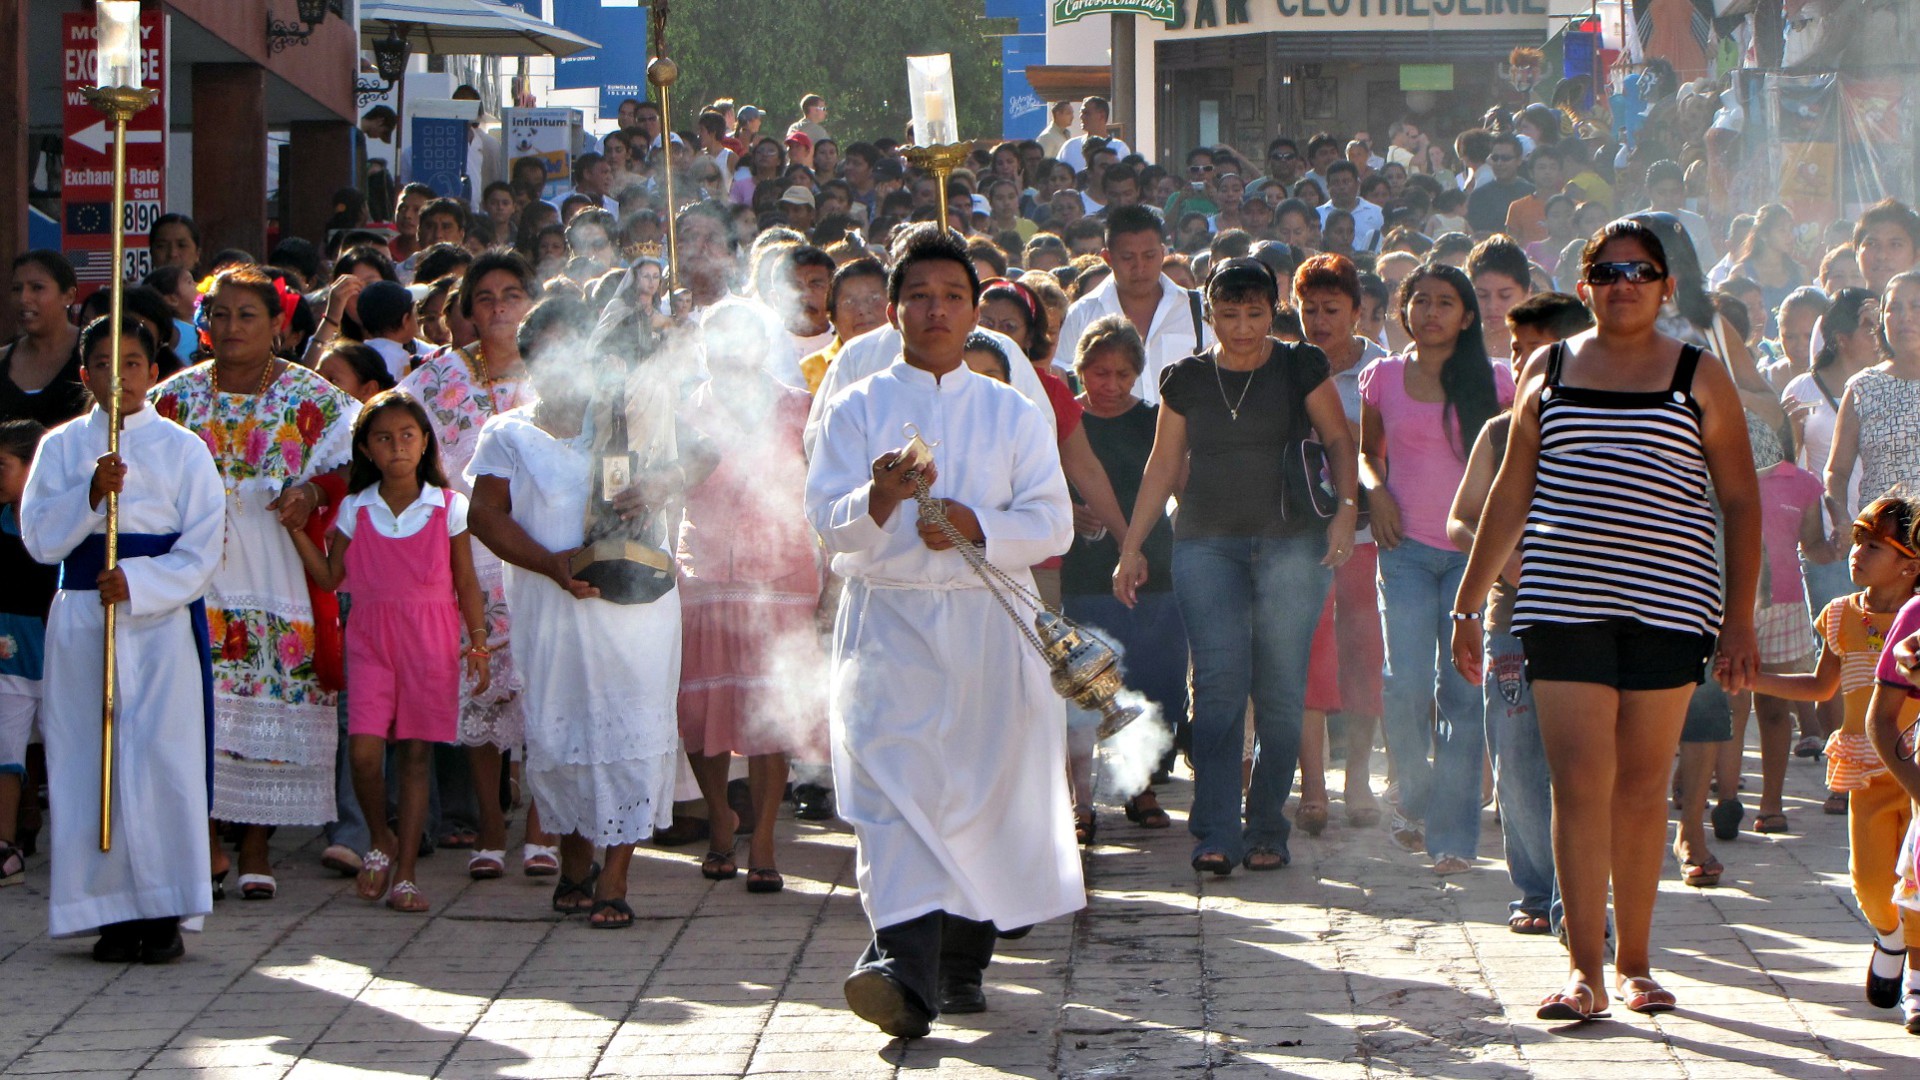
<box><xmin>466</xmin><ymin>406</ymin><xmax>679</xmax><ymax>846</ymax></box>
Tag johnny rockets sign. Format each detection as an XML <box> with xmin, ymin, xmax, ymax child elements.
<box><xmin>1140</xmin><ymin>0</ymin><xmax>1550</xmax><ymax>33</ymax></box>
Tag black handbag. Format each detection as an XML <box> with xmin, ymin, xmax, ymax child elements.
<box><xmin>1290</xmin><ymin>435</ymin><xmax>1369</xmax><ymax>528</ymax></box>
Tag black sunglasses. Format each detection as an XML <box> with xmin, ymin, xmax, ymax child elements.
<box><xmin>1584</xmin><ymin>261</ymin><xmax>1667</xmax><ymax>287</ymax></box>
<box><xmin>1270</xmin><ymin>151</ymin><xmax>1298</xmax><ymax>162</ymax></box>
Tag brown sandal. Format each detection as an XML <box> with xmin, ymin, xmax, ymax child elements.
<box><xmin>701</xmin><ymin>847</ymin><xmax>738</xmax><ymax>881</ymax></box>
<box><xmin>745</xmin><ymin>867</ymin><xmax>784</xmax><ymax>894</ymax></box>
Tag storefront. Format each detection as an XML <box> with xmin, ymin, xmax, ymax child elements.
<box><xmin>1050</xmin><ymin>1</ymin><xmax>1554</xmax><ymax>164</ymax></box>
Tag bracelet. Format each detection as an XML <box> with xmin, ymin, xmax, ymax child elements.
<box><xmin>321</xmin><ymin>316</ymin><xmax>339</xmax><ymax>328</ymax></box>
<box><xmin>465</xmin><ymin>644</ymin><xmax>491</xmax><ymax>657</ymax></box>
<box><xmin>1449</xmin><ymin>610</ymin><xmax>1484</xmax><ymax>622</ymax></box>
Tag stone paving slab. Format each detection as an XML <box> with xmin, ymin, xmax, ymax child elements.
<box><xmin>0</xmin><ymin>741</ymin><xmax>1916</xmax><ymax>1077</ymax></box>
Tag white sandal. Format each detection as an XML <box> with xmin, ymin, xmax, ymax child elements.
<box><xmin>522</xmin><ymin>843</ymin><xmax>559</xmax><ymax>877</ymax></box>
<box><xmin>468</xmin><ymin>850</ymin><xmax>506</xmax><ymax>880</ymax></box>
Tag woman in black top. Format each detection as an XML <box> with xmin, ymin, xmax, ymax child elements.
<box><xmin>1062</xmin><ymin>315</ymin><xmax>1187</xmax><ymax>833</ymax></box>
<box><xmin>0</xmin><ymin>252</ymin><xmax>85</xmax><ymax>427</ymax></box>
<box><xmin>1115</xmin><ymin>258</ymin><xmax>1359</xmax><ymax>875</ymax></box>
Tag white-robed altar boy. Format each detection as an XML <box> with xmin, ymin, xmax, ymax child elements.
<box><xmin>805</xmin><ymin>225</ymin><xmax>1082</xmax><ymax>1038</ymax></box>
<box><xmin>20</xmin><ymin>317</ymin><xmax>223</xmax><ymax>963</ymax></box>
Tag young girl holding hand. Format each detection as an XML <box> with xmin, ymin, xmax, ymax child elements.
<box><xmin>287</xmin><ymin>390</ymin><xmax>488</xmax><ymax>913</ymax></box>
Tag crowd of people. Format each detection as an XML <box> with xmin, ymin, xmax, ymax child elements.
<box><xmin>6</xmin><ymin>76</ymin><xmax>1920</xmax><ymax>1042</ymax></box>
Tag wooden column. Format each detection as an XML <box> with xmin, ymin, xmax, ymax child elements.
<box><xmin>0</xmin><ymin>0</ymin><xmax>28</xmax><ymax>339</ymax></box>
<box><xmin>287</xmin><ymin>120</ymin><xmax>356</xmax><ymax>254</ymax></box>
<box><xmin>191</xmin><ymin>63</ymin><xmax>268</xmax><ymax>258</ymax></box>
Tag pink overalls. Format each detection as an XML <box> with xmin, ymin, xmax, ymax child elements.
<box><xmin>342</xmin><ymin>497</ymin><xmax>460</xmax><ymax>742</ymax></box>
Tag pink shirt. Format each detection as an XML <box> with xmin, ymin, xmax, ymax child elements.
<box><xmin>1358</xmin><ymin>355</ymin><xmax>1515</xmax><ymax>550</ymax></box>
<box><xmin>1756</xmin><ymin>461</ymin><xmax>1824</xmax><ymax>605</ymax></box>
<box><xmin>1874</xmin><ymin>595</ymin><xmax>1920</xmax><ymax>696</ymax></box>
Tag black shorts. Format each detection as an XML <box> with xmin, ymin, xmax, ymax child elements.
<box><xmin>1516</xmin><ymin>619</ymin><xmax>1714</xmax><ymax>692</ymax></box>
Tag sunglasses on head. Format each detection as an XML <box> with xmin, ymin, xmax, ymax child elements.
<box><xmin>1584</xmin><ymin>261</ymin><xmax>1668</xmax><ymax>287</ymax></box>
<box><xmin>1854</xmin><ymin>499</ymin><xmax>1920</xmax><ymax>557</ymax></box>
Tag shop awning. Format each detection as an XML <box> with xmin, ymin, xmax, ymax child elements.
<box><xmin>359</xmin><ymin>0</ymin><xmax>601</xmax><ymax>57</ymax></box>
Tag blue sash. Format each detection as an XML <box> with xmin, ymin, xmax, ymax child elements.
<box><xmin>60</xmin><ymin>533</ymin><xmax>214</xmax><ymax>803</ymax></box>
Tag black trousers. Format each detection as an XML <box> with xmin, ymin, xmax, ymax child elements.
<box><xmin>855</xmin><ymin>910</ymin><xmax>998</xmax><ymax>1018</ymax></box>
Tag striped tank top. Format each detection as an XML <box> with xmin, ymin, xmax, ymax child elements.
<box><xmin>1511</xmin><ymin>342</ymin><xmax>1723</xmax><ymax>637</ymax></box>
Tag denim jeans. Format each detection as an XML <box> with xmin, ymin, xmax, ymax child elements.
<box><xmin>1063</xmin><ymin>591</ymin><xmax>1190</xmax><ymax>761</ymax></box>
<box><xmin>324</xmin><ymin>595</ymin><xmax>368</xmax><ymax>855</ymax></box>
<box><xmin>1485</xmin><ymin>628</ymin><xmax>1558</xmax><ymax>924</ymax></box>
<box><xmin>1172</xmin><ymin>534</ymin><xmax>1329</xmax><ymax>862</ymax></box>
<box><xmin>1378</xmin><ymin>538</ymin><xmax>1486</xmax><ymax>859</ymax></box>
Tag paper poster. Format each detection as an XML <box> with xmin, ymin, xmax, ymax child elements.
<box><xmin>503</xmin><ymin>107</ymin><xmax>576</xmax><ymax>200</ymax></box>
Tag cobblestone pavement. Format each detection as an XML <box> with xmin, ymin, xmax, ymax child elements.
<box><xmin>1</xmin><ymin>742</ymin><xmax>1916</xmax><ymax>1079</ymax></box>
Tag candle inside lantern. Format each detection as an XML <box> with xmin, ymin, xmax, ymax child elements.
<box><xmin>95</xmin><ymin>1</ymin><xmax>143</xmax><ymax>90</ymax></box>
<box><xmin>923</xmin><ymin>90</ymin><xmax>949</xmax><ymax>142</ymax></box>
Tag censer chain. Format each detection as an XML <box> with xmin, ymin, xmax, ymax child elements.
<box><xmin>911</xmin><ymin>472</ymin><xmax>1052</xmax><ymax>655</ymax></box>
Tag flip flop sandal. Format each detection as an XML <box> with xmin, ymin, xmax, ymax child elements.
<box><xmin>1753</xmin><ymin>813</ymin><xmax>1789</xmax><ymax>834</ymax></box>
<box><xmin>1617</xmin><ymin>976</ymin><xmax>1676</xmax><ymax>1014</ymax></box>
<box><xmin>357</xmin><ymin>848</ymin><xmax>394</xmax><ymax>901</ymax></box>
<box><xmin>701</xmin><ymin>846</ymin><xmax>738</xmax><ymax>881</ymax></box>
<box><xmin>1191</xmin><ymin>851</ymin><xmax>1234</xmax><ymax>876</ymax></box>
<box><xmin>1124</xmin><ymin>796</ymin><xmax>1171</xmax><ymax>830</ymax></box>
<box><xmin>1508</xmin><ymin>913</ymin><xmax>1551</xmax><ymax>934</ymax></box>
<box><xmin>1243</xmin><ymin>846</ymin><xmax>1290</xmax><ymax>872</ymax></box>
<box><xmin>467</xmin><ymin>850</ymin><xmax>506</xmax><ymax>881</ymax></box>
<box><xmin>0</xmin><ymin>842</ymin><xmax>26</xmax><ymax>887</ymax></box>
<box><xmin>1536</xmin><ymin>980</ymin><xmax>1609</xmax><ymax>1022</ymax></box>
<box><xmin>1824</xmin><ymin>790</ymin><xmax>1850</xmax><ymax>815</ymax></box>
<box><xmin>238</xmin><ymin>873</ymin><xmax>277</xmax><ymax>901</ymax></box>
<box><xmin>522</xmin><ymin>843</ymin><xmax>560</xmax><ymax>877</ymax></box>
<box><xmin>588</xmin><ymin>897</ymin><xmax>635</xmax><ymax>929</ymax></box>
<box><xmin>1681</xmin><ymin>858</ymin><xmax>1723</xmax><ymax>888</ymax></box>
<box><xmin>386</xmin><ymin>880</ymin><xmax>429</xmax><ymax>913</ymax></box>
<box><xmin>550</xmin><ymin>863</ymin><xmax>601</xmax><ymax>914</ymax></box>
<box><xmin>745</xmin><ymin>868</ymin><xmax>785</xmax><ymax>894</ymax></box>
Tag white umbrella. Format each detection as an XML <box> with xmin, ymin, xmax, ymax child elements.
<box><xmin>360</xmin><ymin>0</ymin><xmax>600</xmax><ymax>57</ymax></box>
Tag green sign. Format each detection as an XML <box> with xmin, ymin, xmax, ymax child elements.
<box><xmin>1053</xmin><ymin>0</ymin><xmax>1181</xmax><ymax>25</ymax></box>
<box><xmin>1400</xmin><ymin>64</ymin><xmax>1454</xmax><ymax>91</ymax></box>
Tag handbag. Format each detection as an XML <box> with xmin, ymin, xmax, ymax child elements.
<box><xmin>1290</xmin><ymin>435</ymin><xmax>1370</xmax><ymax>528</ymax></box>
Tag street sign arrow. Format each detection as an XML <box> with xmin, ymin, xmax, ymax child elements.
<box><xmin>69</xmin><ymin>120</ymin><xmax>162</xmax><ymax>157</ymax></box>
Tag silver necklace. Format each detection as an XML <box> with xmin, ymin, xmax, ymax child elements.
<box><xmin>1213</xmin><ymin>353</ymin><xmax>1256</xmax><ymax>421</ymax></box>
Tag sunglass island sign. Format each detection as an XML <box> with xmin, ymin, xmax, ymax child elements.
<box><xmin>1053</xmin><ymin>0</ymin><xmax>1181</xmax><ymax>24</ymax></box>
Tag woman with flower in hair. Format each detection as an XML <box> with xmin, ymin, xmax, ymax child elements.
<box><xmin>152</xmin><ymin>266</ymin><xmax>359</xmax><ymax>901</ymax></box>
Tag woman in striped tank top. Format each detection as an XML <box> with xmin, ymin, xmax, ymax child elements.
<box><xmin>1450</xmin><ymin>219</ymin><xmax>1762</xmax><ymax>1024</ymax></box>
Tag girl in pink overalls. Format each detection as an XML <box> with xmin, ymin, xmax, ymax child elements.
<box><xmin>288</xmin><ymin>390</ymin><xmax>488</xmax><ymax>913</ymax></box>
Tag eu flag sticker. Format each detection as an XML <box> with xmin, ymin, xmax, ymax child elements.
<box><xmin>66</xmin><ymin>202</ymin><xmax>112</xmax><ymax>236</ymax></box>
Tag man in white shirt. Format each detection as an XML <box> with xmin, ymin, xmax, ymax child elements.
<box><xmin>1058</xmin><ymin>98</ymin><xmax>1130</xmax><ymax>173</ymax></box>
<box><xmin>1036</xmin><ymin>101</ymin><xmax>1074</xmax><ymax>159</ymax></box>
<box><xmin>1053</xmin><ymin>205</ymin><xmax>1215</xmax><ymax>403</ymax></box>
<box><xmin>1640</xmin><ymin>159</ymin><xmax>1718</xmax><ymax>267</ymax></box>
<box><xmin>1316</xmin><ymin>162</ymin><xmax>1383</xmax><ymax>251</ymax></box>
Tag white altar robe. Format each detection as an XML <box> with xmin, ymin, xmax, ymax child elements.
<box><xmin>803</xmin><ymin>324</ymin><xmax>1053</xmax><ymax>459</ymax></box>
<box><xmin>20</xmin><ymin>406</ymin><xmax>224</xmax><ymax>937</ymax></box>
<box><xmin>804</xmin><ymin>358</ymin><xmax>1083</xmax><ymax>931</ymax></box>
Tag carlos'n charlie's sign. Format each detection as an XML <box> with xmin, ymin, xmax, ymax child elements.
<box><xmin>1056</xmin><ymin>0</ymin><xmax>1549</xmax><ymax>30</ymax></box>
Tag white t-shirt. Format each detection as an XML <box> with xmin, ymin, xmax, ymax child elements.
<box><xmin>365</xmin><ymin>337</ymin><xmax>433</xmax><ymax>383</ymax></box>
<box><xmin>1059</xmin><ymin>134</ymin><xmax>1131</xmax><ymax>173</ymax></box>
<box><xmin>334</xmin><ymin>483</ymin><xmax>470</xmax><ymax>540</ymax></box>
<box><xmin>1781</xmin><ymin>369</ymin><xmax>1858</xmax><ymax>518</ymax></box>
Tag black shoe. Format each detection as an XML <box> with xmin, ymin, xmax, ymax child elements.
<box><xmin>140</xmin><ymin>919</ymin><xmax>184</xmax><ymax>965</ymax></box>
<box><xmin>92</xmin><ymin>923</ymin><xmax>141</xmax><ymax>964</ymax></box>
<box><xmin>727</xmin><ymin>778</ymin><xmax>756</xmax><ymax>835</ymax></box>
<box><xmin>939</xmin><ymin>978</ymin><xmax>987</xmax><ymax>1014</ymax></box>
<box><xmin>844</xmin><ymin>969</ymin><xmax>932</xmax><ymax>1039</ymax></box>
<box><xmin>1870</xmin><ymin>940</ymin><xmax>1907</xmax><ymax>1009</ymax></box>
<box><xmin>792</xmin><ymin>782</ymin><xmax>836</xmax><ymax>821</ymax></box>
<box><xmin>1711</xmin><ymin>798</ymin><xmax>1744</xmax><ymax>841</ymax></box>
<box><xmin>996</xmin><ymin>924</ymin><xmax>1033</xmax><ymax>940</ymax></box>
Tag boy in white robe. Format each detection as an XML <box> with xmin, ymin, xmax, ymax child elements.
<box><xmin>805</xmin><ymin>225</ymin><xmax>1082</xmax><ymax>1037</ymax></box>
<box><xmin>20</xmin><ymin>318</ymin><xmax>223</xmax><ymax>963</ymax></box>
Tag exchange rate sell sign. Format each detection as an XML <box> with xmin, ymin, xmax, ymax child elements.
<box><xmin>63</xmin><ymin>11</ymin><xmax>168</xmax><ymax>296</ymax></box>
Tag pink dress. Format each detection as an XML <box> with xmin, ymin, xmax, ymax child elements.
<box><xmin>676</xmin><ymin>384</ymin><xmax>825</xmax><ymax>758</ymax></box>
<box><xmin>342</xmin><ymin>499</ymin><xmax>461</xmax><ymax>742</ymax></box>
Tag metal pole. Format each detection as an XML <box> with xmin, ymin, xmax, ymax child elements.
<box><xmin>647</xmin><ymin>56</ymin><xmax>681</xmax><ymax>289</ymax></box>
<box><xmin>99</xmin><ymin>108</ymin><xmax>126</xmax><ymax>853</ymax></box>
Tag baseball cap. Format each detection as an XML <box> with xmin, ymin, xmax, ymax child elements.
<box><xmin>780</xmin><ymin>186</ymin><xmax>816</xmax><ymax>207</ymax></box>
<box><xmin>737</xmin><ymin>105</ymin><xmax>762</xmax><ymax>124</ymax></box>
<box><xmin>785</xmin><ymin>131</ymin><xmax>813</xmax><ymax>151</ymax></box>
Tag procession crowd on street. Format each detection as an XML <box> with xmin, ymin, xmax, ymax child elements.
<box><xmin>9</xmin><ymin>56</ymin><xmax>1920</xmax><ymax>1047</ymax></box>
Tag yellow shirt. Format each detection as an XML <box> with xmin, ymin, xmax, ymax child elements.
<box><xmin>800</xmin><ymin>338</ymin><xmax>842</xmax><ymax>396</ymax></box>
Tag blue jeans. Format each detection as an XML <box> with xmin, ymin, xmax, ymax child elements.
<box><xmin>1063</xmin><ymin>591</ymin><xmax>1190</xmax><ymax>762</ymax></box>
<box><xmin>1485</xmin><ymin>628</ymin><xmax>1558</xmax><ymax>924</ymax></box>
<box><xmin>1172</xmin><ymin>534</ymin><xmax>1328</xmax><ymax>862</ymax></box>
<box><xmin>1378</xmin><ymin>538</ymin><xmax>1486</xmax><ymax>859</ymax></box>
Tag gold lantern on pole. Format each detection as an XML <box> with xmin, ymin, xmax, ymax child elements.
<box><xmin>81</xmin><ymin>0</ymin><xmax>157</xmax><ymax>853</ymax></box>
